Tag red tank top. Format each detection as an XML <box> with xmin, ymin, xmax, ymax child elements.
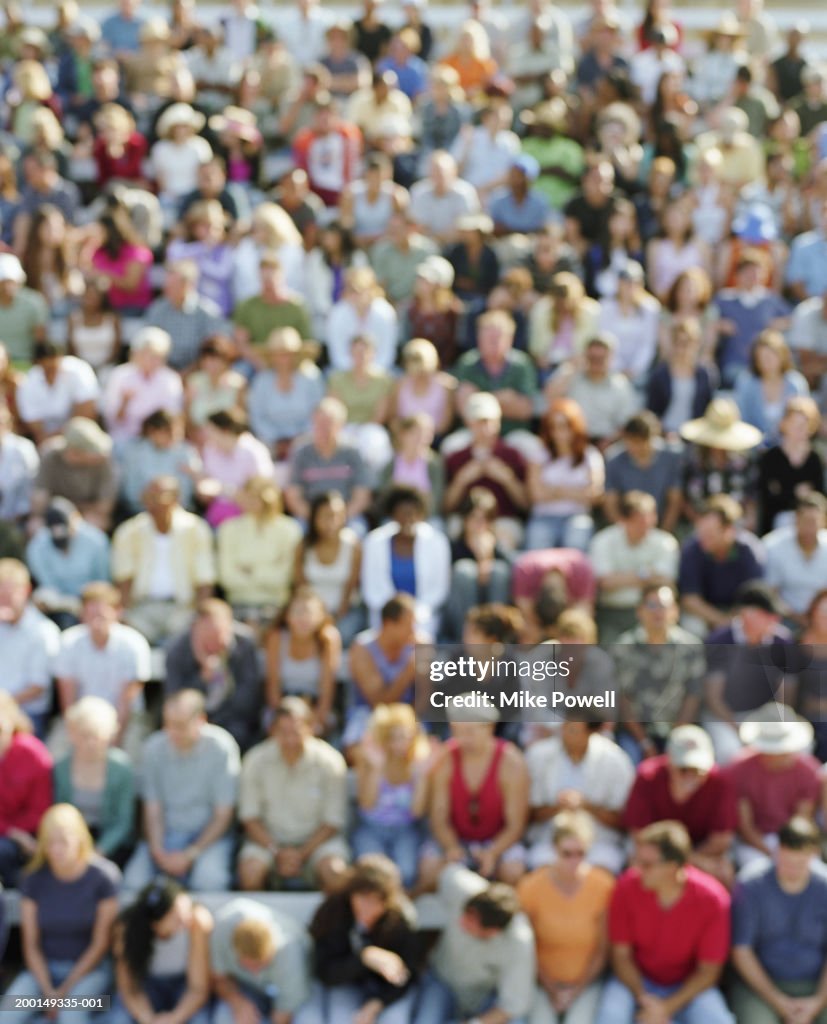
<box><xmin>448</xmin><ymin>738</ymin><xmax>506</xmax><ymax>843</ymax></box>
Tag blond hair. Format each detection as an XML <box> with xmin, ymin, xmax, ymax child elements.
<box><xmin>66</xmin><ymin>696</ymin><xmax>119</xmax><ymax>741</ymax></box>
<box><xmin>552</xmin><ymin>809</ymin><xmax>595</xmax><ymax>849</ymax></box>
<box><xmin>555</xmin><ymin>609</ymin><xmax>598</xmax><ymax>643</ymax></box>
<box><xmin>232</xmin><ymin>918</ymin><xmax>276</xmax><ymax>962</ymax></box>
<box><xmin>0</xmin><ymin>558</ymin><xmax>30</xmax><ymax>587</ymax></box>
<box><xmin>366</xmin><ymin>703</ymin><xmax>430</xmax><ymax>761</ymax></box>
<box><xmin>26</xmin><ymin>804</ymin><xmax>95</xmax><ymax>875</ymax></box>
<box><xmin>253</xmin><ymin>202</ymin><xmax>302</xmax><ymax>248</ymax></box>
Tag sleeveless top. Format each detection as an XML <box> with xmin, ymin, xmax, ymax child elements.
<box><xmin>449</xmin><ymin>737</ymin><xmax>506</xmax><ymax>843</ymax></box>
<box><xmin>361</xmin><ymin>776</ymin><xmax>416</xmax><ymax>828</ymax></box>
<box><xmin>303</xmin><ymin>528</ymin><xmax>358</xmax><ymax>614</ymax></box>
<box><xmin>395</xmin><ymin>376</ymin><xmax>447</xmax><ymax>427</ymax></box>
<box><xmin>279</xmin><ymin>628</ymin><xmax>322</xmax><ymax>699</ymax></box>
<box><xmin>351</xmin><ymin>180</ymin><xmax>395</xmax><ymax>238</ymax></box>
<box><xmin>70</xmin><ymin>317</ymin><xmax>118</xmax><ymax>370</ymax></box>
<box><xmin>149</xmin><ymin>920</ymin><xmax>192</xmax><ymax>978</ymax></box>
<box><xmin>354</xmin><ymin>631</ymin><xmax>415</xmax><ymax>709</ymax></box>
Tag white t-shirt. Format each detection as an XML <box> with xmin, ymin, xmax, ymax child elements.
<box><xmin>17</xmin><ymin>356</ymin><xmax>100</xmax><ymax>434</ymax></box>
<box><xmin>148</xmin><ymin>532</ymin><xmax>176</xmax><ymax>600</ymax></box>
<box><xmin>150</xmin><ymin>136</ymin><xmax>214</xmax><ymax>199</ymax></box>
<box><xmin>53</xmin><ymin>622</ymin><xmax>152</xmax><ymax>707</ymax></box>
<box><xmin>533</xmin><ymin>445</ymin><xmax>605</xmax><ymax>517</ymax></box>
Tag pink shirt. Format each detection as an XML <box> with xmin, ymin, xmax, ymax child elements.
<box><xmin>201</xmin><ymin>432</ymin><xmax>274</xmax><ymax>491</ymax></box>
<box><xmin>103</xmin><ymin>363</ymin><xmax>184</xmax><ymax>444</ymax></box>
<box><xmin>92</xmin><ymin>244</ymin><xmax>154</xmax><ymax>311</ymax></box>
<box><xmin>725</xmin><ymin>750</ymin><xmax>823</xmax><ymax>834</ymax></box>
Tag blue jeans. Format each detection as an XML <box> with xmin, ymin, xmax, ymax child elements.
<box><xmin>595</xmin><ymin>975</ymin><xmax>735</xmax><ymax>1024</ymax></box>
<box><xmin>413</xmin><ymin>971</ymin><xmax>528</xmax><ymax>1024</ymax></box>
<box><xmin>295</xmin><ymin>982</ymin><xmax>416</xmax><ymax>1024</ymax></box>
<box><xmin>2</xmin><ymin>960</ymin><xmax>112</xmax><ymax>1024</ymax></box>
<box><xmin>352</xmin><ymin>820</ymin><xmax>423</xmax><ymax>889</ymax></box>
<box><xmin>0</xmin><ymin>835</ymin><xmax>27</xmax><ymax>887</ymax></box>
<box><xmin>524</xmin><ymin>513</ymin><xmax>594</xmax><ymax>552</ymax></box>
<box><xmin>110</xmin><ymin>975</ymin><xmax>212</xmax><ymax>1024</ymax></box>
<box><xmin>444</xmin><ymin>558</ymin><xmax>512</xmax><ymax>642</ymax></box>
<box><xmin>123</xmin><ymin>829</ymin><xmax>233</xmax><ymax>891</ymax></box>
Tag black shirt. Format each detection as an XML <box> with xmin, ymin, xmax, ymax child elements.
<box><xmin>756</xmin><ymin>445</ymin><xmax>825</xmax><ymax>536</ymax></box>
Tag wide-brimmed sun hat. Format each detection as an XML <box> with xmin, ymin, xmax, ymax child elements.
<box><xmin>679</xmin><ymin>398</ymin><xmax>762</xmax><ymax>452</ymax></box>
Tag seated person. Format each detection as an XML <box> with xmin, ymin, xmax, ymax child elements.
<box><xmin>33</xmin><ymin>416</ymin><xmax>117</xmax><ymax>533</ymax></box>
<box><xmin>727</xmin><ymin>705</ymin><xmax>821</xmax><ymax>869</ymax></box>
<box><xmin>111</xmin><ymin>476</ymin><xmax>216</xmax><ymax>647</ymax></box>
<box><xmin>26</xmin><ymin>498</ymin><xmax>111</xmax><ymax>628</ymax></box>
<box><xmin>164</xmin><ymin>598</ymin><xmax>264</xmax><ymax>754</ymax></box>
<box><xmin>113</xmin><ymin>878</ymin><xmax>213</xmax><ymax>1024</ymax></box>
<box><xmin>54</xmin><ymin>697</ymin><xmax>135</xmax><ymax>867</ymax></box>
<box><xmin>518</xmin><ymin>811</ymin><xmax>615</xmax><ymax>1024</ymax></box>
<box><xmin>211</xmin><ymin>896</ymin><xmax>311</xmax><ymax>1024</ymax></box>
<box><xmin>303</xmin><ymin>855</ymin><xmax>421</xmax><ymax>1024</ymax></box>
<box><xmin>511</xmin><ymin>547</ymin><xmax>596</xmax><ymax>643</ymax></box>
<box><xmin>589</xmin><ymin>490</ymin><xmax>679</xmax><ymax>643</ymax></box>
<box><xmin>678</xmin><ymin>495</ymin><xmax>764</xmax><ymax>637</ymax></box>
<box><xmin>613</xmin><ymin>584</ymin><xmax>705</xmax><ymax>763</ymax></box>
<box><xmin>346</xmin><ymin>594</ymin><xmax>419</xmax><ymax>753</ymax></box>
<box><xmin>703</xmin><ymin>583</ymin><xmax>795</xmax><ymax>764</ymax></box>
<box><xmin>417</xmin><ymin>714</ymin><xmax>529</xmax><ymax>891</ymax></box>
<box><xmin>120</xmin><ymin>410</ymin><xmax>201</xmax><ymax>515</ymax></box>
<box><xmin>124</xmin><ymin>690</ymin><xmax>239</xmax><ymax>892</ymax></box>
<box><xmin>526</xmin><ymin>720</ymin><xmax>634</xmax><ymax>875</ymax></box>
<box><xmin>731</xmin><ymin>816</ymin><xmax>827</xmax><ymax>1024</ymax></box>
<box><xmin>623</xmin><ymin>725</ymin><xmax>737</xmax><ymax>888</ymax></box>
<box><xmin>593</xmin><ymin>821</ymin><xmax>734</xmax><ymax>1024</ymax></box>
<box><xmin>237</xmin><ymin>697</ymin><xmax>349</xmax><ymax>894</ymax></box>
<box><xmin>413</xmin><ymin>865</ymin><xmax>536</xmax><ymax>1024</ymax></box>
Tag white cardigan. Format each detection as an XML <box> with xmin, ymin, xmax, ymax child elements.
<box><xmin>361</xmin><ymin>521</ymin><xmax>451</xmax><ymax>631</ymax></box>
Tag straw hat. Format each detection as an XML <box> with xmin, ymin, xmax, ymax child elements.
<box><xmin>520</xmin><ymin>98</ymin><xmax>568</xmax><ymax>132</ymax></box>
<box><xmin>208</xmin><ymin>106</ymin><xmax>262</xmax><ymax>143</ymax></box>
<box><xmin>156</xmin><ymin>102</ymin><xmax>205</xmax><ymax>138</ymax></box>
<box><xmin>456</xmin><ymin>213</ymin><xmax>494</xmax><ymax>235</ymax></box>
<box><xmin>707</xmin><ymin>13</ymin><xmax>747</xmax><ymax>43</ymax></box>
<box><xmin>64</xmin><ymin>417</ymin><xmax>112</xmax><ymax>457</ymax></box>
<box><xmin>679</xmin><ymin>398</ymin><xmax>762</xmax><ymax>452</ymax></box>
<box><xmin>416</xmin><ymin>255</ymin><xmax>455</xmax><ymax>289</ymax></box>
<box><xmin>739</xmin><ymin>703</ymin><xmax>814</xmax><ymax>755</ymax></box>
<box><xmin>140</xmin><ymin>17</ymin><xmax>171</xmax><ymax>43</ymax></box>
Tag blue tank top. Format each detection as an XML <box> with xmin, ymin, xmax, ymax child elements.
<box><xmin>390</xmin><ymin>551</ymin><xmax>416</xmax><ymax>596</ymax></box>
<box><xmin>361</xmin><ymin>777</ymin><xmax>416</xmax><ymax>828</ymax></box>
<box><xmin>354</xmin><ymin>631</ymin><xmax>415</xmax><ymax>709</ymax></box>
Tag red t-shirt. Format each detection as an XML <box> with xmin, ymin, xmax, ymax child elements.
<box><xmin>445</xmin><ymin>440</ymin><xmax>527</xmax><ymax>519</ymax></box>
<box><xmin>609</xmin><ymin>866</ymin><xmax>730</xmax><ymax>986</ymax></box>
<box><xmin>623</xmin><ymin>755</ymin><xmax>737</xmax><ymax>845</ymax></box>
<box><xmin>724</xmin><ymin>750</ymin><xmax>823</xmax><ymax>835</ymax></box>
<box><xmin>0</xmin><ymin>732</ymin><xmax>53</xmax><ymax>836</ymax></box>
<box><xmin>511</xmin><ymin>547</ymin><xmax>596</xmax><ymax>604</ymax></box>
<box><xmin>93</xmin><ymin>131</ymin><xmax>149</xmax><ymax>185</ymax></box>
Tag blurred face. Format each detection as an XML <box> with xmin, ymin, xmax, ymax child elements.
<box><xmin>351</xmin><ymin>890</ymin><xmax>386</xmax><ymax>930</ymax></box>
<box><xmin>0</xmin><ymin>576</ymin><xmax>29</xmax><ymax>623</ymax></box>
<box><xmin>314</xmin><ymin>496</ymin><xmax>346</xmax><ymax>537</ymax></box>
<box><xmin>274</xmin><ymin>712</ymin><xmax>308</xmax><ymax>759</ymax></box>
<box><xmin>555</xmin><ymin>834</ymin><xmax>587</xmax><ymax>873</ymax></box>
<box><xmin>82</xmin><ymin>598</ymin><xmax>118</xmax><ymax>638</ymax></box>
<box><xmin>584</xmin><ymin>343</ymin><xmax>611</xmax><ymax>375</ymax></box>
<box><xmin>393</xmin><ymin>499</ymin><xmax>423</xmax><ymax>536</ymax></box>
<box><xmin>288</xmin><ymin>597</ymin><xmax>322</xmax><ymax>637</ymax></box>
<box><xmin>561</xmin><ymin>721</ymin><xmax>590</xmax><ymax>759</ymax></box>
<box><xmin>134</xmin><ymin>347</ymin><xmax>165</xmax><ymax>375</ymax></box>
<box><xmin>46</xmin><ymin>823</ymin><xmax>83</xmax><ymax>872</ymax></box>
<box><xmin>69</xmin><ymin>720</ymin><xmax>110</xmax><ymax>762</ymax></box>
<box><xmin>164</xmin><ymin>703</ymin><xmax>203</xmax><ymax>751</ymax></box>
<box><xmin>781</xmin><ymin>409</ymin><xmax>812</xmax><ymax>444</ymax></box>
<box><xmin>469</xmin><ymin>415</ymin><xmax>500</xmax><ymax>446</ymax></box>
<box><xmin>451</xmin><ymin>721</ymin><xmax>493</xmax><ymax>753</ymax></box>
<box><xmin>639</xmin><ymin>585</ymin><xmax>678</xmax><ymax>632</ymax></box>
<box><xmin>667</xmin><ymin>762</ymin><xmax>707</xmax><ymax>800</ymax></box>
<box><xmin>385</xmin><ymin>608</ymin><xmax>416</xmax><ymax>646</ymax></box>
<box><xmin>664</xmin><ymin>202</ymin><xmax>690</xmax><ymax>235</ymax></box>
<box><xmin>695</xmin><ymin>512</ymin><xmax>729</xmax><ymax>553</ymax></box>
<box><xmin>194</xmin><ymin>612</ymin><xmax>233</xmax><ymax>655</ymax></box>
<box><xmin>625</xmin><ymin>435</ymin><xmax>653</xmax><ymax>463</ymax></box>
<box><xmin>797</xmin><ymin>507</ymin><xmax>825</xmax><ymax>547</ymax></box>
<box><xmin>737</xmin><ymin>263</ymin><xmax>762</xmax><ymax>292</ymax></box>
<box><xmin>143</xmin><ymin>483</ymin><xmax>179</xmax><ymax>516</ymax></box>
<box><xmin>205</xmin><ymin>423</ymin><xmax>238</xmax><ymax>455</ymax></box>
<box><xmin>635</xmin><ymin>844</ymin><xmax>676</xmax><ymax>892</ymax></box>
<box><xmin>260</xmin><ymin>263</ymin><xmax>285</xmax><ymax>294</ymax></box>
<box><xmin>386</xmin><ymin>724</ymin><xmax>415</xmax><ymax>759</ymax></box>
<box><xmin>740</xmin><ymin>606</ymin><xmax>780</xmax><ymax>643</ymax></box>
<box><xmin>313</xmin><ymin>408</ymin><xmax>341</xmax><ymax>448</ymax></box>
<box><xmin>776</xmin><ymin>844</ymin><xmax>816</xmax><ymax>890</ymax></box>
<box><xmin>478</xmin><ymin>322</ymin><xmax>512</xmax><ymax>363</ymax></box>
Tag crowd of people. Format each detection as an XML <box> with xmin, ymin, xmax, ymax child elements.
<box><xmin>3</xmin><ymin>0</ymin><xmax>827</xmax><ymax>1020</ymax></box>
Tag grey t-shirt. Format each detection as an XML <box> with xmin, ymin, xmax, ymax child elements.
<box><xmin>20</xmin><ymin>857</ymin><xmax>120</xmax><ymax>961</ymax></box>
<box><xmin>141</xmin><ymin>724</ymin><xmax>240</xmax><ymax>834</ymax></box>
<box><xmin>604</xmin><ymin>440</ymin><xmax>683</xmax><ymax>519</ymax></box>
<box><xmin>211</xmin><ymin>898</ymin><xmax>311</xmax><ymax>1013</ymax></box>
<box><xmin>289</xmin><ymin>441</ymin><xmax>370</xmax><ymax>503</ymax></box>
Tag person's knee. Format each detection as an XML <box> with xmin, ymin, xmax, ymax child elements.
<box><xmin>316</xmin><ymin>855</ymin><xmax>349</xmax><ymax>893</ymax></box>
<box><xmin>189</xmin><ymin>849</ymin><xmax>232</xmax><ymax>892</ymax></box>
<box><xmin>238</xmin><ymin>857</ymin><xmax>269</xmax><ymax>891</ymax></box>
<box><xmin>684</xmin><ymin>988</ymin><xmax>734</xmax><ymax>1024</ymax></box>
<box><xmin>497</xmin><ymin>859</ymin><xmax>526</xmax><ymax>885</ymax></box>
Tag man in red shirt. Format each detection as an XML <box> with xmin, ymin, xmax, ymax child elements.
<box><xmin>292</xmin><ymin>93</ymin><xmax>362</xmax><ymax>208</ymax></box>
<box><xmin>727</xmin><ymin>703</ymin><xmax>822</xmax><ymax>870</ymax></box>
<box><xmin>594</xmin><ymin>820</ymin><xmax>734</xmax><ymax>1024</ymax></box>
<box><xmin>623</xmin><ymin>725</ymin><xmax>737</xmax><ymax>886</ymax></box>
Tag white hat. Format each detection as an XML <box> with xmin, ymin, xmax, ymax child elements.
<box><xmin>131</xmin><ymin>326</ymin><xmax>172</xmax><ymax>357</ymax></box>
<box><xmin>0</xmin><ymin>253</ymin><xmax>25</xmax><ymax>284</ymax></box>
<box><xmin>156</xmin><ymin>102</ymin><xmax>206</xmax><ymax>139</ymax></box>
<box><xmin>740</xmin><ymin>704</ymin><xmax>814</xmax><ymax>754</ymax></box>
<box><xmin>667</xmin><ymin>725</ymin><xmax>714</xmax><ymax>772</ymax></box>
<box><xmin>445</xmin><ymin>694</ymin><xmax>500</xmax><ymax>724</ymax></box>
<box><xmin>465</xmin><ymin>392</ymin><xmax>502</xmax><ymax>423</ymax></box>
<box><xmin>416</xmin><ymin>255</ymin><xmax>455</xmax><ymax>289</ymax></box>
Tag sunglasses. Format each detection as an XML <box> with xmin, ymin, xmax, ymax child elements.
<box><xmin>558</xmin><ymin>847</ymin><xmax>586</xmax><ymax>860</ymax></box>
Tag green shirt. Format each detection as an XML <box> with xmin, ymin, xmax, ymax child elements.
<box><xmin>0</xmin><ymin>287</ymin><xmax>49</xmax><ymax>365</ymax></box>
<box><xmin>453</xmin><ymin>350</ymin><xmax>538</xmax><ymax>434</ymax></box>
<box><xmin>233</xmin><ymin>294</ymin><xmax>313</xmax><ymax>348</ymax></box>
<box><xmin>327</xmin><ymin>368</ymin><xmax>393</xmax><ymax>423</ymax></box>
<box><xmin>521</xmin><ymin>137</ymin><xmax>585</xmax><ymax>210</ymax></box>
<box><xmin>369</xmin><ymin>235</ymin><xmax>438</xmax><ymax>304</ymax></box>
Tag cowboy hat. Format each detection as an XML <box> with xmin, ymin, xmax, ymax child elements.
<box><xmin>739</xmin><ymin>703</ymin><xmax>814</xmax><ymax>755</ymax></box>
<box><xmin>706</xmin><ymin>14</ymin><xmax>747</xmax><ymax>41</ymax></box>
<box><xmin>156</xmin><ymin>102</ymin><xmax>206</xmax><ymax>138</ymax></box>
<box><xmin>679</xmin><ymin>398</ymin><xmax>762</xmax><ymax>452</ymax></box>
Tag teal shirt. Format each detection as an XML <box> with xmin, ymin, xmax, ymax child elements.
<box><xmin>452</xmin><ymin>350</ymin><xmax>538</xmax><ymax>434</ymax></box>
<box><xmin>54</xmin><ymin>748</ymin><xmax>135</xmax><ymax>857</ymax></box>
